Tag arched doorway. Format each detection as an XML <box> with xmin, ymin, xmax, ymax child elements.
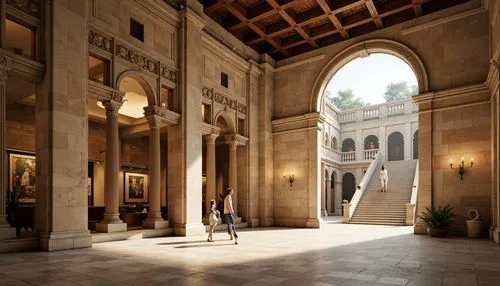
<box><xmin>330</xmin><ymin>172</ymin><xmax>335</xmax><ymax>214</ymax></box>
<box><xmin>331</xmin><ymin>137</ymin><xmax>338</xmax><ymax>150</ymax></box>
<box><xmin>413</xmin><ymin>130</ymin><xmax>419</xmax><ymax>159</ymax></box>
<box><xmin>364</xmin><ymin>135</ymin><xmax>379</xmax><ymax>160</ymax></box>
<box><xmin>388</xmin><ymin>132</ymin><xmax>404</xmax><ymax>161</ymax></box>
<box><xmin>324</xmin><ymin>170</ymin><xmax>329</xmax><ymax>216</ymax></box>
<box><xmin>341</xmin><ymin>138</ymin><xmax>355</xmax><ymax>161</ymax></box>
<box><xmin>342</xmin><ymin>172</ymin><xmax>356</xmax><ymax>203</ymax></box>
<box><xmin>117</xmin><ymin>75</ymin><xmax>151</xmax><ymax>118</ymax></box>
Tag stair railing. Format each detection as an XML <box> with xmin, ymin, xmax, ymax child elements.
<box><xmin>406</xmin><ymin>160</ymin><xmax>419</xmax><ymax>225</ymax></box>
<box><xmin>346</xmin><ymin>152</ymin><xmax>382</xmax><ymax>220</ymax></box>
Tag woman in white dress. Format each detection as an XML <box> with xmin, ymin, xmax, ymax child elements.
<box><xmin>380</xmin><ymin>165</ymin><xmax>389</xmax><ymax>192</ymax></box>
<box><xmin>207</xmin><ymin>199</ymin><xmax>219</xmax><ymax>242</ymax></box>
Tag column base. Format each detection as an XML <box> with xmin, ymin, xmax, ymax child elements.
<box><xmin>143</xmin><ymin>219</ymin><xmax>169</xmax><ymax>229</ymax></box>
<box><xmin>306</xmin><ymin>218</ymin><xmax>321</xmax><ymax>228</ymax></box>
<box><xmin>260</xmin><ymin>217</ymin><xmax>274</xmax><ymax>227</ymax></box>
<box><xmin>494</xmin><ymin>227</ymin><xmax>500</xmax><ymax>244</ymax></box>
<box><xmin>247</xmin><ymin>218</ymin><xmax>260</xmax><ymax>227</ymax></box>
<box><xmin>489</xmin><ymin>224</ymin><xmax>496</xmax><ymax>240</ymax></box>
<box><xmin>173</xmin><ymin>223</ymin><xmax>206</xmax><ymax>236</ymax></box>
<box><xmin>414</xmin><ymin>222</ymin><xmax>427</xmax><ymax>234</ymax></box>
<box><xmin>39</xmin><ymin>230</ymin><xmax>92</xmax><ymax>251</ymax></box>
<box><xmin>0</xmin><ymin>225</ymin><xmax>16</xmax><ymax>240</ymax></box>
<box><xmin>96</xmin><ymin>222</ymin><xmax>127</xmax><ymax>233</ymax></box>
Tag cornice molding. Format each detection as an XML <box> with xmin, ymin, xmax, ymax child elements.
<box><xmin>274</xmin><ymin>54</ymin><xmax>326</xmax><ymax>72</ymax></box>
<box><xmin>87</xmin><ymin>80</ymin><xmax>124</xmax><ymax>103</ymax></box>
<box><xmin>247</xmin><ymin>60</ymin><xmax>262</xmax><ymax>77</ymax></box>
<box><xmin>180</xmin><ymin>8</ymin><xmax>206</xmax><ymax>29</ymax></box>
<box><xmin>401</xmin><ymin>7</ymin><xmax>485</xmax><ymax>35</ymax></box>
<box><xmin>134</xmin><ymin>0</ymin><xmax>180</xmax><ymax>28</ymax></box>
<box><xmin>413</xmin><ymin>83</ymin><xmax>491</xmax><ymax>112</ymax></box>
<box><xmin>0</xmin><ymin>49</ymin><xmax>44</xmax><ymax>82</ymax></box>
<box><xmin>201</xmin><ymin>34</ymin><xmax>251</xmax><ymax>72</ymax></box>
<box><xmin>272</xmin><ymin>112</ymin><xmax>325</xmax><ymax>134</ymax></box>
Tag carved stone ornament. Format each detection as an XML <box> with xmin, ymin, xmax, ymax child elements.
<box><xmin>161</xmin><ymin>64</ymin><xmax>177</xmax><ymax>83</ymax></box>
<box><xmin>202</xmin><ymin>87</ymin><xmax>245</xmax><ymax>113</ymax></box>
<box><xmin>7</xmin><ymin>0</ymin><xmax>40</xmax><ymax>18</ymax></box>
<box><xmin>88</xmin><ymin>30</ymin><xmax>113</xmax><ymax>53</ymax></box>
<box><xmin>237</xmin><ymin>103</ymin><xmax>247</xmax><ymax>115</ymax></box>
<box><xmin>115</xmin><ymin>44</ymin><xmax>159</xmax><ymax>74</ymax></box>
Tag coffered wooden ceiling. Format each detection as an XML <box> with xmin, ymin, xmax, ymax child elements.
<box><xmin>199</xmin><ymin>0</ymin><xmax>471</xmax><ymax>60</ymax></box>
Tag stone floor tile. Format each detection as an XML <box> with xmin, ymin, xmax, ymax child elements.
<box><xmin>377</xmin><ymin>276</ymin><xmax>409</xmax><ymax>285</ymax></box>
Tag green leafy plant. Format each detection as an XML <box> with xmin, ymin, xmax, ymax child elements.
<box><xmin>419</xmin><ymin>205</ymin><xmax>456</xmax><ymax>228</ymax></box>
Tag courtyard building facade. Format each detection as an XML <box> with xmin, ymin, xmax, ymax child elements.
<box><xmin>0</xmin><ymin>0</ymin><xmax>499</xmax><ymax>253</ymax></box>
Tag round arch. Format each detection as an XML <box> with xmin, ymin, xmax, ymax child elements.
<box><xmin>310</xmin><ymin>39</ymin><xmax>429</xmax><ymax>113</ymax></box>
<box><xmin>388</xmin><ymin>131</ymin><xmax>404</xmax><ymax>161</ymax></box>
<box><xmin>331</xmin><ymin>136</ymin><xmax>338</xmax><ymax>150</ymax></box>
<box><xmin>364</xmin><ymin>134</ymin><xmax>379</xmax><ymax>150</ymax></box>
<box><xmin>116</xmin><ymin>70</ymin><xmax>156</xmax><ymax>105</ymax></box>
<box><xmin>214</xmin><ymin>111</ymin><xmax>236</xmax><ymax>134</ymax></box>
<box><xmin>341</xmin><ymin>138</ymin><xmax>355</xmax><ymax>152</ymax></box>
<box><xmin>342</xmin><ymin>172</ymin><xmax>356</xmax><ymax>203</ymax></box>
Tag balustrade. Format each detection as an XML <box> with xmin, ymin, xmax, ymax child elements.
<box><xmin>341</xmin><ymin>151</ymin><xmax>356</xmax><ymax>162</ymax></box>
<box><xmin>363</xmin><ymin>108</ymin><xmax>379</xmax><ymax>120</ymax></box>
<box><xmin>387</xmin><ymin>103</ymin><xmax>405</xmax><ymax>115</ymax></box>
<box><xmin>363</xmin><ymin>149</ymin><xmax>379</xmax><ymax>160</ymax></box>
<box><xmin>340</xmin><ymin>112</ymin><xmax>356</xmax><ymax>123</ymax></box>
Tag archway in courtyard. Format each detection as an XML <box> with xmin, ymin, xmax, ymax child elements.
<box><xmin>388</xmin><ymin>132</ymin><xmax>404</xmax><ymax>161</ymax></box>
<box><xmin>116</xmin><ymin>75</ymin><xmax>152</xmax><ymax>118</ymax></box>
<box><xmin>330</xmin><ymin>172</ymin><xmax>336</xmax><ymax>214</ymax></box>
<box><xmin>342</xmin><ymin>173</ymin><xmax>356</xmax><ymax>203</ymax></box>
<box><xmin>413</xmin><ymin>130</ymin><xmax>419</xmax><ymax>159</ymax></box>
<box><xmin>364</xmin><ymin>135</ymin><xmax>379</xmax><ymax>160</ymax></box>
<box><xmin>331</xmin><ymin>137</ymin><xmax>338</xmax><ymax>150</ymax></box>
<box><xmin>341</xmin><ymin>138</ymin><xmax>355</xmax><ymax>152</ymax></box>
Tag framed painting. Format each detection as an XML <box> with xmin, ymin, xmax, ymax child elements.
<box><xmin>9</xmin><ymin>152</ymin><xmax>36</xmax><ymax>203</ymax></box>
<box><xmin>124</xmin><ymin>172</ymin><xmax>148</xmax><ymax>203</ymax></box>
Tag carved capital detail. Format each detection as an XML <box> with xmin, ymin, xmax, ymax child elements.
<box><xmin>7</xmin><ymin>0</ymin><xmax>40</xmax><ymax>18</ymax></box>
<box><xmin>116</xmin><ymin>44</ymin><xmax>159</xmax><ymax>74</ymax></box>
<box><xmin>88</xmin><ymin>30</ymin><xmax>113</xmax><ymax>53</ymax></box>
<box><xmin>160</xmin><ymin>64</ymin><xmax>177</xmax><ymax>83</ymax></box>
<box><xmin>237</xmin><ymin>103</ymin><xmax>247</xmax><ymax>115</ymax></box>
<box><xmin>102</xmin><ymin>100</ymin><xmax>122</xmax><ymax>114</ymax></box>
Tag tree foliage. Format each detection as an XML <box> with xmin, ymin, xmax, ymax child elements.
<box><xmin>326</xmin><ymin>89</ymin><xmax>368</xmax><ymax>110</ymax></box>
<box><xmin>384</xmin><ymin>81</ymin><xmax>418</xmax><ymax>102</ymax></box>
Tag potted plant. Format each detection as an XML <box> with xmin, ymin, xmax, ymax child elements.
<box><xmin>419</xmin><ymin>205</ymin><xmax>456</xmax><ymax>237</ymax></box>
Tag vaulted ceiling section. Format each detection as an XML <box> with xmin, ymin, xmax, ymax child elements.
<box><xmin>199</xmin><ymin>0</ymin><xmax>472</xmax><ymax>60</ymax></box>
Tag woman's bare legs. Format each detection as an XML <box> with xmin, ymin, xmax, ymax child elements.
<box><xmin>208</xmin><ymin>225</ymin><xmax>215</xmax><ymax>242</ymax></box>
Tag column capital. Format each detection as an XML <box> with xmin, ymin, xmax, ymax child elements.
<box><xmin>204</xmin><ymin>133</ymin><xmax>218</xmax><ymax>144</ymax></box>
<box><xmin>101</xmin><ymin>100</ymin><xmax>121</xmax><ymax>114</ymax></box>
<box><xmin>225</xmin><ymin>133</ymin><xmax>249</xmax><ymax>147</ymax></box>
<box><xmin>146</xmin><ymin>114</ymin><xmax>162</xmax><ymax>128</ymax></box>
<box><xmin>0</xmin><ymin>55</ymin><xmax>11</xmax><ymax>83</ymax></box>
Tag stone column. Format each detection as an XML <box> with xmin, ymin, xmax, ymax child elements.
<box><xmin>0</xmin><ymin>56</ymin><xmax>15</xmax><ymax>240</ymax></box>
<box><xmin>143</xmin><ymin>115</ymin><xmax>168</xmax><ymax>229</ymax></box>
<box><xmin>335</xmin><ymin>181</ymin><xmax>343</xmax><ymax>215</ymax></box>
<box><xmin>36</xmin><ymin>0</ymin><xmax>92</xmax><ymax>251</ymax></box>
<box><xmin>227</xmin><ymin>139</ymin><xmax>238</xmax><ymax>216</ymax></box>
<box><xmin>96</xmin><ymin>101</ymin><xmax>126</xmax><ymax>233</ymax></box>
<box><xmin>204</xmin><ymin>134</ymin><xmax>217</xmax><ymax>224</ymax></box>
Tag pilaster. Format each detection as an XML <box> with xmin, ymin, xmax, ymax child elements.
<box><xmin>226</xmin><ymin>137</ymin><xmax>239</xmax><ymax>216</ymax></box>
<box><xmin>36</xmin><ymin>0</ymin><xmax>92</xmax><ymax>251</ymax></box>
<box><xmin>203</xmin><ymin>133</ymin><xmax>217</xmax><ymax>224</ymax></box>
<box><xmin>0</xmin><ymin>55</ymin><xmax>15</xmax><ymax>240</ymax></box>
<box><xmin>167</xmin><ymin>7</ymin><xmax>206</xmax><ymax>236</ymax></box>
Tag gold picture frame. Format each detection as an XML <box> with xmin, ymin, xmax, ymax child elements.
<box><xmin>124</xmin><ymin>172</ymin><xmax>148</xmax><ymax>203</ymax></box>
<box><xmin>9</xmin><ymin>152</ymin><xmax>36</xmax><ymax>203</ymax></box>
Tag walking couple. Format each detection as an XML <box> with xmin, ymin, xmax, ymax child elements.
<box><xmin>207</xmin><ymin>187</ymin><xmax>239</xmax><ymax>244</ymax></box>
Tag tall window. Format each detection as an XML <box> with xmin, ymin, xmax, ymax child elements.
<box><xmin>5</xmin><ymin>18</ymin><xmax>35</xmax><ymax>59</ymax></box>
<box><xmin>130</xmin><ymin>18</ymin><xmax>144</xmax><ymax>42</ymax></box>
<box><xmin>221</xmin><ymin>72</ymin><xmax>228</xmax><ymax>88</ymax></box>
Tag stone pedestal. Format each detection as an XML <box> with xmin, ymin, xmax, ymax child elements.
<box><xmin>97</xmin><ymin>101</ymin><xmax>126</xmax><ymax>233</ymax></box>
<box><xmin>0</xmin><ymin>58</ymin><xmax>16</xmax><ymax>240</ymax></box>
<box><xmin>143</xmin><ymin>114</ymin><xmax>168</xmax><ymax>229</ymax></box>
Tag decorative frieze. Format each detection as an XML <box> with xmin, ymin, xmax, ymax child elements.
<box><xmin>202</xmin><ymin>87</ymin><xmax>247</xmax><ymax>114</ymax></box>
<box><xmin>161</xmin><ymin>64</ymin><xmax>177</xmax><ymax>83</ymax></box>
<box><xmin>7</xmin><ymin>0</ymin><xmax>40</xmax><ymax>18</ymax></box>
<box><xmin>88</xmin><ymin>30</ymin><xmax>113</xmax><ymax>53</ymax></box>
<box><xmin>115</xmin><ymin>44</ymin><xmax>159</xmax><ymax>74</ymax></box>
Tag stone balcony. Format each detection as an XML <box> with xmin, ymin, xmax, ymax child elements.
<box><xmin>337</xmin><ymin>99</ymin><xmax>417</xmax><ymax>124</ymax></box>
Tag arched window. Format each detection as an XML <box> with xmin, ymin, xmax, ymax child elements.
<box><xmin>331</xmin><ymin>136</ymin><xmax>337</xmax><ymax>150</ymax></box>
<box><xmin>341</xmin><ymin>138</ymin><xmax>355</xmax><ymax>152</ymax></box>
<box><xmin>388</xmin><ymin>132</ymin><xmax>404</xmax><ymax>161</ymax></box>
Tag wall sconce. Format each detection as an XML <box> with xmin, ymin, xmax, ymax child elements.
<box><xmin>283</xmin><ymin>171</ymin><xmax>295</xmax><ymax>187</ymax></box>
<box><xmin>449</xmin><ymin>157</ymin><xmax>474</xmax><ymax>180</ymax></box>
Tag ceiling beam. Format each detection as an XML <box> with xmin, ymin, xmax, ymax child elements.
<box><xmin>266</xmin><ymin>0</ymin><xmax>319</xmax><ymax>48</ymax></box>
<box><xmin>412</xmin><ymin>0</ymin><xmax>423</xmax><ymax>17</ymax></box>
<box><xmin>365</xmin><ymin>0</ymin><xmax>384</xmax><ymax>28</ymax></box>
<box><xmin>316</xmin><ymin>0</ymin><xmax>349</xmax><ymax>38</ymax></box>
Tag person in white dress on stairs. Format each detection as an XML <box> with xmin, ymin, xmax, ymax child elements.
<box><xmin>379</xmin><ymin>165</ymin><xmax>389</xmax><ymax>192</ymax></box>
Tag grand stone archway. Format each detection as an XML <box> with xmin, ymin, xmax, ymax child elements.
<box><xmin>388</xmin><ymin>132</ymin><xmax>404</xmax><ymax>161</ymax></box>
<box><xmin>342</xmin><ymin>173</ymin><xmax>356</xmax><ymax>203</ymax></box>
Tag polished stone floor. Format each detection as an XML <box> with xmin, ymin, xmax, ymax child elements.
<box><xmin>1</xmin><ymin>217</ymin><xmax>499</xmax><ymax>286</ymax></box>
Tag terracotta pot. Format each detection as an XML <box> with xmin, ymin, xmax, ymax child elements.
<box><xmin>427</xmin><ymin>227</ymin><xmax>448</xmax><ymax>237</ymax></box>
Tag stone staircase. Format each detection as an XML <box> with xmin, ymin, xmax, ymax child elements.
<box><xmin>350</xmin><ymin>160</ymin><xmax>417</xmax><ymax>226</ymax></box>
